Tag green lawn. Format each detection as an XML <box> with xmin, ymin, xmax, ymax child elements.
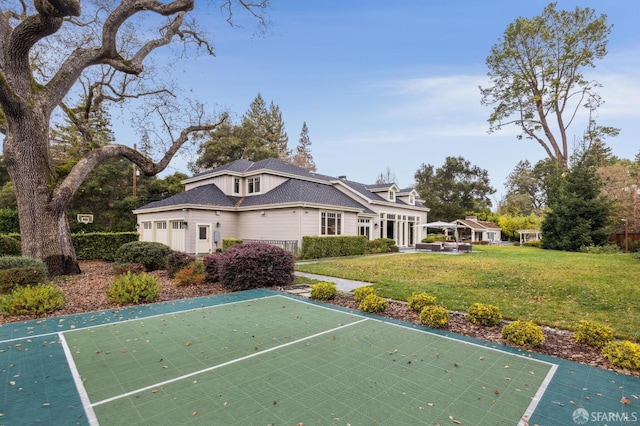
<box><xmin>296</xmin><ymin>245</ymin><xmax>640</xmax><ymax>341</ymax></box>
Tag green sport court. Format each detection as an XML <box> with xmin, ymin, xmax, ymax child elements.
<box><xmin>1</xmin><ymin>289</ymin><xmax>638</xmax><ymax>425</ymax></box>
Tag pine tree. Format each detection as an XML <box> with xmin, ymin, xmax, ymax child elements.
<box><xmin>290</xmin><ymin>121</ymin><xmax>316</xmax><ymax>171</ymax></box>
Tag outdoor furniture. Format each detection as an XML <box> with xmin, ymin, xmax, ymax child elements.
<box><xmin>458</xmin><ymin>243</ymin><xmax>472</xmax><ymax>252</ymax></box>
<box><xmin>442</xmin><ymin>242</ymin><xmax>457</xmax><ymax>252</ymax></box>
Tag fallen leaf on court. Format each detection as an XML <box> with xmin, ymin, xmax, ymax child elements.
<box><xmin>596</xmin><ymin>393</ymin><xmax>603</xmax><ymax>397</ymax></box>
<box><xmin>121</xmin><ymin>349</ymin><xmax>127</xmax><ymax>353</ymax></box>
<box><xmin>185</xmin><ymin>340</ymin><xmax>191</xmax><ymax>347</ymax></box>
<box><xmin>151</xmin><ymin>389</ymin><xmax>158</xmax><ymax>394</ymax></box>
<box><xmin>192</xmin><ymin>411</ymin><xmax>197</xmax><ymax>416</ymax></box>
<box><xmin>621</xmin><ymin>397</ymin><xmax>631</xmax><ymax>404</ymax></box>
<box><xmin>494</xmin><ymin>389</ymin><xmax>500</xmax><ymax>395</ymax></box>
<box><xmin>42</xmin><ymin>403</ymin><xmax>50</xmax><ymax>407</ymax></box>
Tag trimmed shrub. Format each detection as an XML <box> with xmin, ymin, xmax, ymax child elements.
<box><xmin>0</xmin><ymin>235</ymin><xmax>21</xmax><ymax>256</ymax></box>
<box><xmin>166</xmin><ymin>251</ymin><xmax>196</xmax><ymax>278</ymax></box>
<box><xmin>407</xmin><ymin>292</ymin><xmax>437</xmax><ymax>313</ymax></box>
<box><xmin>602</xmin><ymin>340</ymin><xmax>640</xmax><ymax>371</ymax></box>
<box><xmin>222</xmin><ymin>238</ymin><xmax>243</xmax><ymax>250</ymax></box>
<box><xmin>310</xmin><ymin>282</ymin><xmax>338</xmax><ymax>300</ymax></box>
<box><xmin>501</xmin><ymin>320</ymin><xmax>545</xmax><ymax>347</ymax></box>
<box><xmin>114</xmin><ymin>241</ymin><xmax>172</xmax><ymax>271</ymax></box>
<box><xmin>353</xmin><ymin>286</ymin><xmax>376</xmax><ymax>303</ymax></box>
<box><xmin>359</xmin><ymin>294</ymin><xmax>388</xmax><ymax>313</ymax></box>
<box><xmin>300</xmin><ymin>235</ymin><xmax>368</xmax><ymax>259</ymax></box>
<box><xmin>203</xmin><ymin>253</ymin><xmax>222</xmax><ymax>283</ymax></box>
<box><xmin>106</xmin><ymin>272</ymin><xmax>161</xmax><ymax>304</ymax></box>
<box><xmin>73</xmin><ymin>232</ymin><xmax>139</xmax><ymax>261</ymax></box>
<box><xmin>0</xmin><ymin>256</ymin><xmax>48</xmax><ymax>294</ymax></box>
<box><xmin>219</xmin><ymin>242</ymin><xmax>295</xmax><ymax>291</ymax></box>
<box><xmin>174</xmin><ymin>261</ymin><xmax>206</xmax><ymax>287</ymax></box>
<box><xmin>0</xmin><ymin>283</ymin><xmax>66</xmax><ymax>315</ymax></box>
<box><xmin>419</xmin><ymin>305</ymin><xmax>449</xmax><ymax>329</ymax></box>
<box><xmin>365</xmin><ymin>238</ymin><xmax>398</xmax><ymax>254</ymax></box>
<box><xmin>573</xmin><ymin>320</ymin><xmax>614</xmax><ymax>348</ymax></box>
<box><xmin>468</xmin><ymin>303</ymin><xmax>503</xmax><ymax>326</ymax></box>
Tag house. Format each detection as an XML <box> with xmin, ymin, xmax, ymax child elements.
<box><xmin>133</xmin><ymin>158</ymin><xmax>429</xmax><ymax>254</ymax></box>
<box><xmin>454</xmin><ymin>216</ymin><xmax>502</xmax><ymax>243</ymax></box>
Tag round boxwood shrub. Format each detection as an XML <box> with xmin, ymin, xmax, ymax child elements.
<box><xmin>114</xmin><ymin>241</ymin><xmax>172</xmax><ymax>271</ymax></box>
<box><xmin>218</xmin><ymin>242</ymin><xmax>295</xmax><ymax>291</ymax></box>
<box><xmin>0</xmin><ymin>256</ymin><xmax>48</xmax><ymax>294</ymax></box>
<box><xmin>166</xmin><ymin>251</ymin><xmax>197</xmax><ymax>278</ymax></box>
<box><xmin>407</xmin><ymin>292</ymin><xmax>437</xmax><ymax>313</ymax></box>
<box><xmin>573</xmin><ymin>320</ymin><xmax>614</xmax><ymax>348</ymax></box>
<box><xmin>203</xmin><ymin>253</ymin><xmax>222</xmax><ymax>283</ymax></box>
<box><xmin>601</xmin><ymin>340</ymin><xmax>640</xmax><ymax>371</ymax></box>
<box><xmin>501</xmin><ymin>320</ymin><xmax>545</xmax><ymax>347</ymax></box>
<box><xmin>0</xmin><ymin>283</ymin><xmax>66</xmax><ymax>315</ymax></box>
<box><xmin>468</xmin><ymin>302</ymin><xmax>503</xmax><ymax>326</ymax></box>
<box><xmin>310</xmin><ymin>282</ymin><xmax>338</xmax><ymax>300</ymax></box>
<box><xmin>419</xmin><ymin>305</ymin><xmax>449</xmax><ymax>329</ymax></box>
<box><xmin>353</xmin><ymin>286</ymin><xmax>376</xmax><ymax>303</ymax></box>
<box><xmin>0</xmin><ymin>235</ymin><xmax>21</xmax><ymax>256</ymax></box>
<box><xmin>359</xmin><ymin>293</ymin><xmax>388</xmax><ymax>313</ymax></box>
<box><xmin>106</xmin><ymin>271</ymin><xmax>161</xmax><ymax>305</ymax></box>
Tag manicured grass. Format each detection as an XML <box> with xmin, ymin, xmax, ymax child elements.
<box><xmin>296</xmin><ymin>245</ymin><xmax>640</xmax><ymax>341</ymax></box>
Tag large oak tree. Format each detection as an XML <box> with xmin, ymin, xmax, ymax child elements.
<box><xmin>0</xmin><ymin>0</ymin><xmax>267</xmax><ymax>275</ymax></box>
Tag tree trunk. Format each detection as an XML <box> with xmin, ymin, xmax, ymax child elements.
<box><xmin>3</xmin><ymin>111</ymin><xmax>80</xmax><ymax>276</ymax></box>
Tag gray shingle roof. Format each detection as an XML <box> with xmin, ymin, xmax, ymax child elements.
<box><xmin>138</xmin><ymin>184</ymin><xmax>236</xmax><ymax>209</ymax></box>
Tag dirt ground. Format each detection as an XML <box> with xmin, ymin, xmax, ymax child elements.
<box><xmin>1</xmin><ymin>260</ymin><xmax>636</xmax><ymax>378</ymax></box>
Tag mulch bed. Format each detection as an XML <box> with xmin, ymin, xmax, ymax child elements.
<box><xmin>0</xmin><ymin>261</ymin><xmax>637</xmax><ymax>378</ymax></box>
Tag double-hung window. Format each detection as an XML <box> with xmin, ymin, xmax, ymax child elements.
<box><xmin>248</xmin><ymin>177</ymin><xmax>261</xmax><ymax>194</ymax></box>
<box><xmin>321</xmin><ymin>212</ymin><xmax>342</xmax><ymax>235</ymax></box>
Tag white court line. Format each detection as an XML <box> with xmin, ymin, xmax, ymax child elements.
<box><xmin>91</xmin><ymin>317</ymin><xmax>368</xmax><ymax>408</ymax></box>
<box><xmin>59</xmin><ymin>332</ymin><xmax>100</xmax><ymax>426</ymax></box>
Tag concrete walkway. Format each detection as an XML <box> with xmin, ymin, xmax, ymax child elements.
<box><xmin>294</xmin><ymin>272</ymin><xmax>369</xmax><ymax>292</ymax></box>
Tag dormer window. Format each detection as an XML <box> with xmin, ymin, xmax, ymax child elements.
<box><xmin>248</xmin><ymin>176</ymin><xmax>261</xmax><ymax>194</ymax></box>
<box><xmin>233</xmin><ymin>178</ymin><xmax>240</xmax><ymax>194</ymax></box>
<box><xmin>389</xmin><ymin>190</ymin><xmax>395</xmax><ymax>201</ymax></box>
<box><xmin>409</xmin><ymin>195</ymin><xmax>415</xmax><ymax>205</ymax></box>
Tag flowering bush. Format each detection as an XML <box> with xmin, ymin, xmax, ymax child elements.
<box><xmin>310</xmin><ymin>282</ymin><xmax>338</xmax><ymax>300</ymax></box>
<box><xmin>419</xmin><ymin>305</ymin><xmax>449</xmax><ymax>329</ymax></box>
<box><xmin>573</xmin><ymin>320</ymin><xmax>614</xmax><ymax>348</ymax></box>
<box><xmin>602</xmin><ymin>340</ymin><xmax>640</xmax><ymax>370</ymax></box>
<box><xmin>359</xmin><ymin>294</ymin><xmax>388</xmax><ymax>313</ymax></box>
<box><xmin>353</xmin><ymin>286</ymin><xmax>376</xmax><ymax>303</ymax></box>
<box><xmin>468</xmin><ymin>302</ymin><xmax>503</xmax><ymax>326</ymax></box>
<box><xmin>501</xmin><ymin>320</ymin><xmax>544</xmax><ymax>347</ymax></box>
<box><xmin>407</xmin><ymin>292</ymin><xmax>437</xmax><ymax>313</ymax></box>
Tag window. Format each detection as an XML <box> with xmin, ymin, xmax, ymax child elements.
<box><xmin>248</xmin><ymin>177</ymin><xmax>261</xmax><ymax>194</ymax></box>
<box><xmin>143</xmin><ymin>222</ymin><xmax>152</xmax><ymax>230</ymax></box>
<box><xmin>321</xmin><ymin>212</ymin><xmax>342</xmax><ymax>235</ymax></box>
<box><xmin>389</xmin><ymin>190</ymin><xmax>395</xmax><ymax>201</ymax></box>
<box><xmin>172</xmin><ymin>221</ymin><xmax>187</xmax><ymax>230</ymax></box>
<box><xmin>233</xmin><ymin>178</ymin><xmax>240</xmax><ymax>194</ymax></box>
<box><xmin>358</xmin><ymin>218</ymin><xmax>370</xmax><ymax>238</ymax></box>
<box><xmin>409</xmin><ymin>195</ymin><xmax>415</xmax><ymax>205</ymax></box>
<box><xmin>155</xmin><ymin>221</ymin><xmax>167</xmax><ymax>230</ymax></box>
<box><xmin>199</xmin><ymin>226</ymin><xmax>208</xmax><ymax>240</ymax></box>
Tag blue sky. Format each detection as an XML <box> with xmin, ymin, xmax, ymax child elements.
<box><xmin>114</xmin><ymin>0</ymin><xmax>640</xmax><ymax>205</ymax></box>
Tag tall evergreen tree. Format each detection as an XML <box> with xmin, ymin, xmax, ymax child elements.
<box><xmin>290</xmin><ymin>121</ymin><xmax>316</xmax><ymax>171</ymax></box>
<box><xmin>541</xmin><ymin>147</ymin><xmax>612</xmax><ymax>251</ymax></box>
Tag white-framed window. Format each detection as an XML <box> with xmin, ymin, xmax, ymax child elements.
<box><xmin>389</xmin><ymin>190</ymin><xmax>395</xmax><ymax>201</ymax></box>
<box><xmin>142</xmin><ymin>222</ymin><xmax>152</xmax><ymax>230</ymax></box>
<box><xmin>321</xmin><ymin>211</ymin><xmax>342</xmax><ymax>235</ymax></box>
<box><xmin>171</xmin><ymin>221</ymin><xmax>187</xmax><ymax>230</ymax></box>
<box><xmin>358</xmin><ymin>218</ymin><xmax>370</xmax><ymax>238</ymax></box>
<box><xmin>155</xmin><ymin>221</ymin><xmax>167</xmax><ymax>230</ymax></box>
<box><xmin>409</xmin><ymin>195</ymin><xmax>415</xmax><ymax>205</ymax></box>
<box><xmin>248</xmin><ymin>177</ymin><xmax>261</xmax><ymax>194</ymax></box>
<box><xmin>233</xmin><ymin>178</ymin><xmax>240</xmax><ymax>194</ymax></box>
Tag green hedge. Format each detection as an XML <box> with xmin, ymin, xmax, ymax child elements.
<box><xmin>299</xmin><ymin>236</ymin><xmax>368</xmax><ymax>259</ymax></box>
<box><xmin>365</xmin><ymin>238</ymin><xmax>398</xmax><ymax>254</ymax></box>
<box><xmin>222</xmin><ymin>238</ymin><xmax>243</xmax><ymax>251</ymax></box>
<box><xmin>73</xmin><ymin>232</ymin><xmax>140</xmax><ymax>261</ymax></box>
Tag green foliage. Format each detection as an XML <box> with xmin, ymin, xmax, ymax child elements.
<box><xmin>300</xmin><ymin>236</ymin><xmax>368</xmax><ymax>259</ymax></box>
<box><xmin>358</xmin><ymin>294</ymin><xmax>387</xmax><ymax>313</ymax></box>
<box><xmin>542</xmin><ymin>149</ymin><xmax>612</xmax><ymax>252</ymax></box>
<box><xmin>166</xmin><ymin>251</ymin><xmax>197</xmax><ymax>278</ymax></box>
<box><xmin>414</xmin><ymin>156</ymin><xmax>495</xmax><ymax>221</ymax></box>
<box><xmin>407</xmin><ymin>292</ymin><xmax>437</xmax><ymax>313</ymax></box>
<box><xmin>422</xmin><ymin>234</ymin><xmax>446</xmax><ymax>243</ymax></box>
<box><xmin>501</xmin><ymin>320</ymin><xmax>545</xmax><ymax>347</ymax></box>
<box><xmin>579</xmin><ymin>244</ymin><xmax>620</xmax><ymax>254</ymax></box>
<box><xmin>114</xmin><ymin>241</ymin><xmax>172</xmax><ymax>271</ymax></box>
<box><xmin>73</xmin><ymin>232</ymin><xmax>139</xmax><ymax>261</ymax></box>
<box><xmin>365</xmin><ymin>238</ymin><xmax>398</xmax><ymax>254</ymax></box>
<box><xmin>353</xmin><ymin>286</ymin><xmax>376</xmax><ymax>303</ymax></box>
<box><xmin>0</xmin><ymin>284</ymin><xmax>66</xmax><ymax>315</ymax></box>
<box><xmin>573</xmin><ymin>320</ymin><xmax>614</xmax><ymax>348</ymax></box>
<box><xmin>0</xmin><ymin>234</ymin><xmax>21</xmax><ymax>256</ymax></box>
<box><xmin>105</xmin><ymin>272</ymin><xmax>161</xmax><ymax>304</ymax></box>
<box><xmin>419</xmin><ymin>305</ymin><xmax>449</xmax><ymax>329</ymax></box>
<box><xmin>222</xmin><ymin>238</ymin><xmax>243</xmax><ymax>250</ymax></box>
<box><xmin>173</xmin><ymin>261</ymin><xmax>206</xmax><ymax>287</ymax></box>
<box><xmin>601</xmin><ymin>340</ymin><xmax>640</xmax><ymax>371</ymax></box>
<box><xmin>0</xmin><ymin>256</ymin><xmax>48</xmax><ymax>294</ymax></box>
<box><xmin>468</xmin><ymin>303</ymin><xmax>503</xmax><ymax>326</ymax></box>
<box><xmin>523</xmin><ymin>240</ymin><xmax>541</xmax><ymax>248</ymax></box>
<box><xmin>0</xmin><ymin>209</ymin><xmax>20</xmax><ymax>234</ymax></box>
<box><xmin>310</xmin><ymin>282</ymin><xmax>338</xmax><ymax>300</ymax></box>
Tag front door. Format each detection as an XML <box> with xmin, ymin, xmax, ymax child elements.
<box><xmin>196</xmin><ymin>224</ymin><xmax>212</xmax><ymax>254</ymax></box>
